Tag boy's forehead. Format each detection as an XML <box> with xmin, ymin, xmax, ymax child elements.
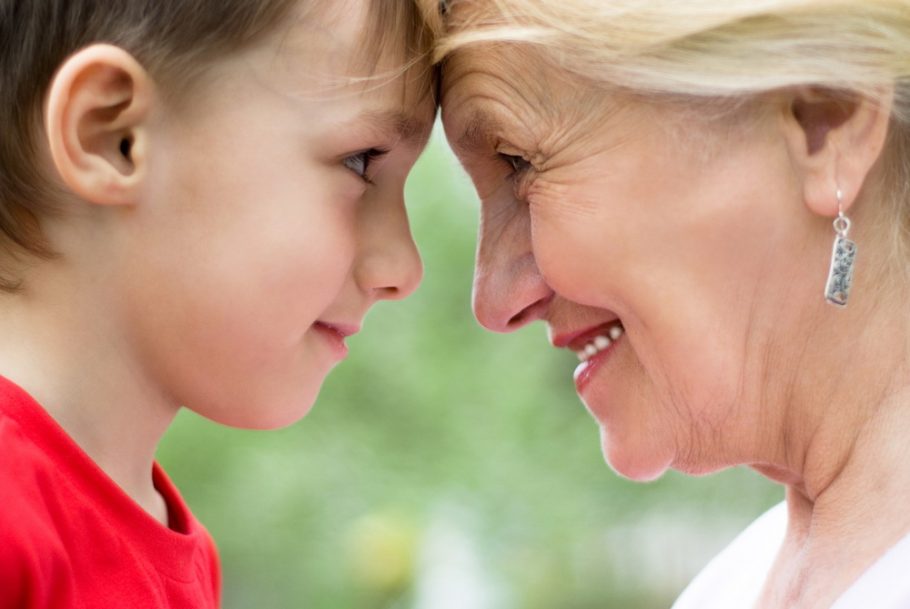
<box><xmin>254</xmin><ymin>5</ymin><xmax>434</xmax><ymax>122</ymax></box>
<box><xmin>260</xmin><ymin>1</ymin><xmax>434</xmax><ymax>102</ymax></box>
<box><xmin>272</xmin><ymin>2</ymin><xmax>368</xmax><ymax>75</ymax></box>
<box><xmin>278</xmin><ymin>0</ymin><xmax>428</xmax><ymax>78</ymax></box>
<box><xmin>222</xmin><ymin>0</ymin><xmax>437</xmax><ymax>140</ymax></box>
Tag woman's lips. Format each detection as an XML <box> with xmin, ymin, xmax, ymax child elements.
<box><xmin>573</xmin><ymin>337</ymin><xmax>621</xmax><ymax>394</ymax></box>
<box><xmin>312</xmin><ymin>322</ymin><xmax>358</xmax><ymax>360</ymax></box>
<box><xmin>567</xmin><ymin>322</ymin><xmax>625</xmax><ymax>394</ymax></box>
<box><xmin>553</xmin><ymin>319</ymin><xmax>621</xmax><ymax>350</ymax></box>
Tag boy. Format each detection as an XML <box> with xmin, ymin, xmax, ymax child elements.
<box><xmin>0</xmin><ymin>1</ymin><xmax>440</xmax><ymax>607</ymax></box>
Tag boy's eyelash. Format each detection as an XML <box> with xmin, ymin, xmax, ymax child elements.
<box><xmin>343</xmin><ymin>148</ymin><xmax>389</xmax><ymax>184</ymax></box>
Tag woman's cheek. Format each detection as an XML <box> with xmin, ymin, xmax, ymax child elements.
<box><xmin>529</xmin><ymin>188</ymin><xmax>619</xmax><ymax>307</ymax></box>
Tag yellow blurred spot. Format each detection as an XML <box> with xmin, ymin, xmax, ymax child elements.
<box><xmin>346</xmin><ymin>512</ymin><xmax>418</xmax><ymax>592</ymax></box>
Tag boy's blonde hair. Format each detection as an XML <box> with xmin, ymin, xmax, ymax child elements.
<box><xmin>436</xmin><ymin>0</ymin><xmax>910</xmax><ymax>267</ymax></box>
<box><xmin>0</xmin><ymin>0</ymin><xmax>439</xmax><ymax>291</ymax></box>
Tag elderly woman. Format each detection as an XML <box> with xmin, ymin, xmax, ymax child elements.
<box><xmin>431</xmin><ymin>1</ymin><xmax>910</xmax><ymax>608</ymax></box>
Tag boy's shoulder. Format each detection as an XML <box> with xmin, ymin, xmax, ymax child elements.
<box><xmin>0</xmin><ymin>402</ymin><xmax>71</xmax><ymax>607</ymax></box>
<box><xmin>0</xmin><ymin>399</ymin><xmax>66</xmax><ymax>533</ymax></box>
<box><xmin>0</xmin><ymin>376</ymin><xmax>221</xmax><ymax>609</ymax></box>
<box><xmin>0</xmin><ymin>376</ymin><xmax>76</xmax><ymax>521</ymax></box>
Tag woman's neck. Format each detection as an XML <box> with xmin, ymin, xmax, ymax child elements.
<box><xmin>756</xmin><ymin>377</ymin><xmax>910</xmax><ymax>608</ymax></box>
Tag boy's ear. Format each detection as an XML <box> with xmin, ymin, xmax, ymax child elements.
<box><xmin>781</xmin><ymin>86</ymin><xmax>893</xmax><ymax>218</ymax></box>
<box><xmin>45</xmin><ymin>44</ymin><xmax>154</xmax><ymax>207</ymax></box>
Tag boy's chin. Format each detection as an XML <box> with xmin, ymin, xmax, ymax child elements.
<box><xmin>240</xmin><ymin>404</ymin><xmax>317</xmax><ymax>431</ymax></box>
<box><xmin>192</xmin><ymin>388</ymin><xmax>321</xmax><ymax>430</ymax></box>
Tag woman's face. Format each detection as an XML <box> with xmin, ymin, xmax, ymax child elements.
<box><xmin>442</xmin><ymin>46</ymin><xmax>835</xmax><ymax>481</ymax></box>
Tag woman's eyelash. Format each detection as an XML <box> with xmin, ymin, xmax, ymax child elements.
<box><xmin>499</xmin><ymin>152</ymin><xmax>532</xmax><ymax>176</ymax></box>
<box><xmin>343</xmin><ymin>148</ymin><xmax>389</xmax><ymax>183</ymax></box>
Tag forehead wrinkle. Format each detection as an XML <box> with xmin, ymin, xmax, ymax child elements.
<box><xmin>448</xmin><ymin>79</ymin><xmax>553</xmax><ymax>158</ymax></box>
<box><xmin>445</xmin><ymin>46</ymin><xmax>629</xmax><ymax>162</ymax></box>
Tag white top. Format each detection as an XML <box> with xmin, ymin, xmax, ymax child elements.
<box><xmin>672</xmin><ymin>501</ymin><xmax>910</xmax><ymax>609</ymax></box>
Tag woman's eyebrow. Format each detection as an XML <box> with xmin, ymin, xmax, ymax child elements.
<box><xmin>455</xmin><ymin>109</ymin><xmax>503</xmax><ymax>153</ymax></box>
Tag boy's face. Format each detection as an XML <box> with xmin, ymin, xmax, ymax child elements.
<box><xmin>119</xmin><ymin>2</ymin><xmax>434</xmax><ymax>428</ymax></box>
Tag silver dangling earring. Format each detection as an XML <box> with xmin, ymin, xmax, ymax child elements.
<box><xmin>824</xmin><ymin>187</ymin><xmax>857</xmax><ymax>307</ymax></box>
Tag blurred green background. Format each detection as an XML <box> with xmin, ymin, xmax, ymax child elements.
<box><xmin>158</xmin><ymin>126</ymin><xmax>782</xmax><ymax>609</ymax></box>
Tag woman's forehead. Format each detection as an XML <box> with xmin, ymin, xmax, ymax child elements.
<box><xmin>441</xmin><ymin>46</ymin><xmax>613</xmax><ymax>143</ymax></box>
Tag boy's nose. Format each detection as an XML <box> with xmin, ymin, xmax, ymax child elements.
<box><xmin>471</xmin><ymin>207</ymin><xmax>553</xmax><ymax>333</ymax></box>
<box><xmin>355</xmin><ymin>203</ymin><xmax>423</xmax><ymax>301</ymax></box>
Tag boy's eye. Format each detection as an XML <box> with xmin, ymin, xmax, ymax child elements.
<box><xmin>343</xmin><ymin>148</ymin><xmax>388</xmax><ymax>182</ymax></box>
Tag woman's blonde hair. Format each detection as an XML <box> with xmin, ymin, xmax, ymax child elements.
<box><xmin>436</xmin><ymin>0</ymin><xmax>910</xmax><ymax>268</ymax></box>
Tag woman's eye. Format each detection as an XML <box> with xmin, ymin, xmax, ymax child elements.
<box><xmin>343</xmin><ymin>148</ymin><xmax>388</xmax><ymax>182</ymax></box>
<box><xmin>500</xmin><ymin>153</ymin><xmax>532</xmax><ymax>176</ymax></box>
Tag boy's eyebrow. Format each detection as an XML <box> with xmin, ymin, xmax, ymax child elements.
<box><xmin>356</xmin><ymin>109</ymin><xmax>434</xmax><ymax>147</ymax></box>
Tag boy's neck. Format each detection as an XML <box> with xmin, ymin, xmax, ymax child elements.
<box><xmin>0</xmin><ymin>272</ymin><xmax>177</xmax><ymax>526</ymax></box>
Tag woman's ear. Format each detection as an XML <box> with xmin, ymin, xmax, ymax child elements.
<box><xmin>781</xmin><ymin>86</ymin><xmax>893</xmax><ymax>217</ymax></box>
<box><xmin>44</xmin><ymin>44</ymin><xmax>154</xmax><ymax>207</ymax></box>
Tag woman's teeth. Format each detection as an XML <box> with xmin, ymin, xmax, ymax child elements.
<box><xmin>576</xmin><ymin>325</ymin><xmax>624</xmax><ymax>362</ymax></box>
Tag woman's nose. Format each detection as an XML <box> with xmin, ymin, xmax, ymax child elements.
<box><xmin>356</xmin><ymin>202</ymin><xmax>423</xmax><ymax>301</ymax></box>
<box><xmin>471</xmin><ymin>209</ymin><xmax>553</xmax><ymax>332</ymax></box>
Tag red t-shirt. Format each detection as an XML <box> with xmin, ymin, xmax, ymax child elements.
<box><xmin>0</xmin><ymin>375</ymin><xmax>221</xmax><ymax>608</ymax></box>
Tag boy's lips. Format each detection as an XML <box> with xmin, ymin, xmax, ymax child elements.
<box><xmin>316</xmin><ymin>321</ymin><xmax>360</xmax><ymax>338</ymax></box>
<box><xmin>312</xmin><ymin>321</ymin><xmax>360</xmax><ymax>359</ymax></box>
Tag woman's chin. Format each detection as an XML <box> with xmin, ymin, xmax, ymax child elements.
<box><xmin>600</xmin><ymin>427</ymin><xmax>672</xmax><ymax>482</ymax></box>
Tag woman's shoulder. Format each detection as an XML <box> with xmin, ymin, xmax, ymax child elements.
<box><xmin>832</xmin><ymin>527</ymin><xmax>910</xmax><ymax>609</ymax></box>
<box><xmin>671</xmin><ymin>501</ymin><xmax>787</xmax><ymax>609</ymax></box>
